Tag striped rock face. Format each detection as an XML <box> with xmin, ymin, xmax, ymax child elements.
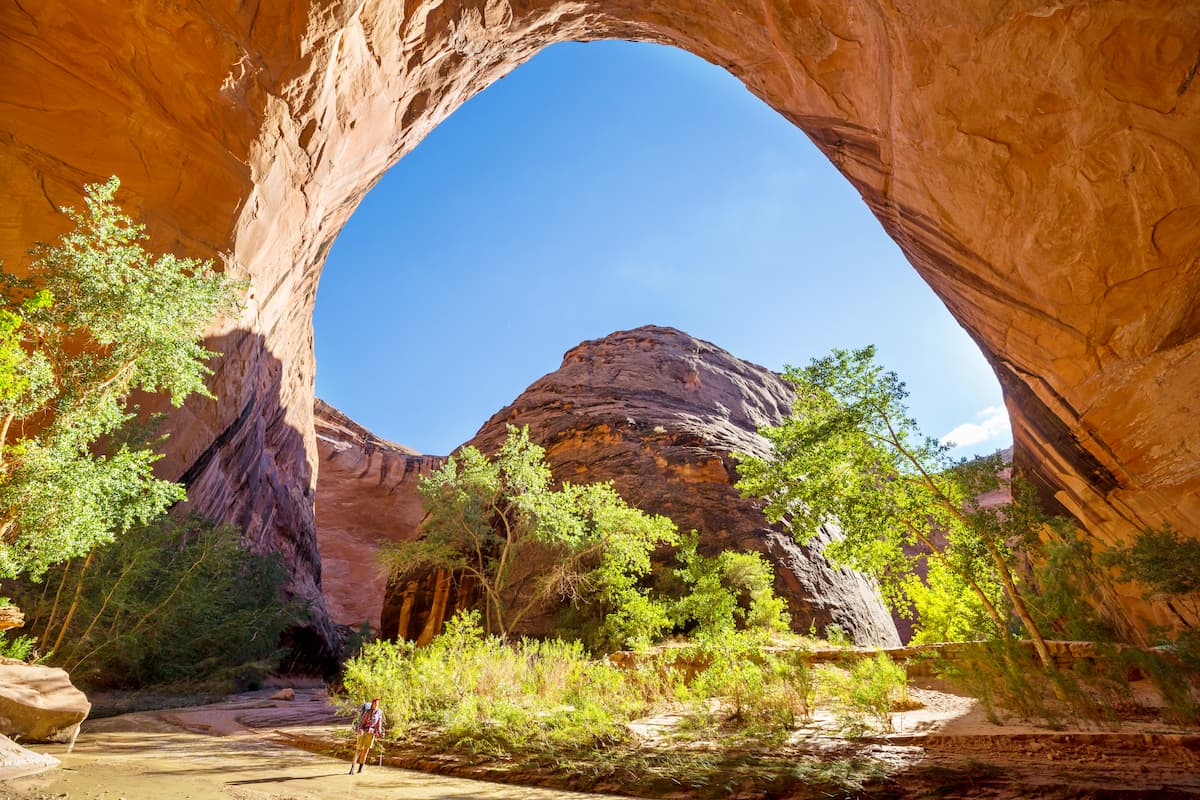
<box><xmin>461</xmin><ymin>325</ymin><xmax>903</xmax><ymax>646</ymax></box>
<box><xmin>1</xmin><ymin>2</ymin><xmax>1196</xmax><ymax>645</ymax></box>
<box><xmin>366</xmin><ymin>326</ymin><xmax>901</xmax><ymax>647</ymax></box>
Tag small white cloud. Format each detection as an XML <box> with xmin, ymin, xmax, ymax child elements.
<box><xmin>941</xmin><ymin>406</ymin><xmax>1011</xmax><ymax>449</ymax></box>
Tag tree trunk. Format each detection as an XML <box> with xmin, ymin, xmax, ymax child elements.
<box><xmin>40</xmin><ymin>557</ymin><xmax>72</xmax><ymax>645</ymax></box>
<box><xmin>51</xmin><ymin>548</ymin><xmax>95</xmax><ymax>654</ymax></box>
<box><xmin>982</xmin><ymin>536</ymin><xmax>1056</xmax><ymax>670</ymax></box>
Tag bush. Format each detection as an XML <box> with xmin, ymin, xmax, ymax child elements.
<box><xmin>818</xmin><ymin>653</ymin><xmax>908</xmax><ymax>736</ymax></box>
<box><xmin>4</xmin><ymin>514</ymin><xmax>300</xmax><ymax>689</ymax></box>
<box><xmin>668</xmin><ymin>533</ymin><xmax>791</xmax><ymax>641</ymax></box>
<box><xmin>0</xmin><ymin>632</ymin><xmax>36</xmax><ymax>661</ymax></box>
<box><xmin>340</xmin><ymin>610</ymin><xmax>647</xmax><ymax>755</ymax></box>
<box><xmin>677</xmin><ymin>630</ymin><xmax>818</xmax><ymax>740</ymax></box>
<box><xmin>1101</xmin><ymin>524</ymin><xmax>1200</xmax><ymax>629</ymax></box>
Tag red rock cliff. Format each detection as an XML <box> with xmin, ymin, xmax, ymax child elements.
<box><xmin>314</xmin><ymin>400</ymin><xmax>444</xmax><ymax>631</ymax></box>
<box><xmin>1</xmin><ymin>2</ymin><xmax>1196</xmax><ymax>645</ymax></box>
<box><xmin>380</xmin><ymin>326</ymin><xmax>901</xmax><ymax>646</ymax></box>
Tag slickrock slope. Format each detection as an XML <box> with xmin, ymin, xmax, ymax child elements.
<box><xmin>2</xmin><ymin>2</ymin><xmax>1197</xmax><ymax>644</ymax></box>
<box><xmin>460</xmin><ymin>326</ymin><xmax>901</xmax><ymax>645</ymax></box>
<box><xmin>314</xmin><ymin>400</ymin><xmax>444</xmax><ymax>631</ymax></box>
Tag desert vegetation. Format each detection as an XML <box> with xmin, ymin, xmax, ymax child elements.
<box><xmin>0</xmin><ymin>179</ymin><xmax>297</xmax><ymax>696</ymax></box>
<box><xmin>340</xmin><ymin>349</ymin><xmax>1200</xmax><ymax>795</ymax></box>
<box><xmin>734</xmin><ymin>346</ymin><xmax>1200</xmax><ymax>727</ymax></box>
<box><xmin>339</xmin><ymin>609</ymin><xmax>911</xmax><ymax>795</ymax></box>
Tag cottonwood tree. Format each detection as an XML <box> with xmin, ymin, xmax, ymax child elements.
<box><xmin>387</xmin><ymin>425</ymin><xmax>678</xmax><ymax>646</ymax></box>
<box><xmin>12</xmin><ymin>514</ymin><xmax>296</xmax><ymax>686</ymax></box>
<box><xmin>0</xmin><ymin>177</ymin><xmax>240</xmax><ymax>580</ymax></box>
<box><xmin>735</xmin><ymin>346</ymin><xmax>1059</xmax><ymax>669</ymax></box>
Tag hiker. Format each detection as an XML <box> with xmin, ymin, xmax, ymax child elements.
<box><xmin>350</xmin><ymin>697</ymin><xmax>384</xmax><ymax>774</ymax></box>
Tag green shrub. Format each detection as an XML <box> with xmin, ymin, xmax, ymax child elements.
<box><xmin>669</xmin><ymin>533</ymin><xmax>791</xmax><ymax>641</ymax></box>
<box><xmin>818</xmin><ymin>653</ymin><xmax>908</xmax><ymax>737</ymax></box>
<box><xmin>1101</xmin><ymin>524</ymin><xmax>1200</xmax><ymax>630</ymax></box>
<box><xmin>0</xmin><ymin>632</ymin><xmax>36</xmax><ymax>662</ymax></box>
<box><xmin>340</xmin><ymin>610</ymin><xmax>646</xmax><ymax>755</ymax></box>
<box><xmin>677</xmin><ymin>630</ymin><xmax>818</xmax><ymax>739</ymax></box>
<box><xmin>5</xmin><ymin>514</ymin><xmax>300</xmax><ymax>689</ymax></box>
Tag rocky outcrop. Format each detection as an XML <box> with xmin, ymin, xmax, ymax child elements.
<box><xmin>1</xmin><ymin>2</ymin><xmax>1197</xmax><ymax>645</ymax></box>
<box><xmin>388</xmin><ymin>326</ymin><xmax>901</xmax><ymax>646</ymax></box>
<box><xmin>314</xmin><ymin>400</ymin><xmax>444</xmax><ymax>631</ymax></box>
<box><xmin>0</xmin><ymin>658</ymin><xmax>90</xmax><ymax>743</ymax></box>
<box><xmin>0</xmin><ymin>733</ymin><xmax>58</xmax><ymax>778</ymax></box>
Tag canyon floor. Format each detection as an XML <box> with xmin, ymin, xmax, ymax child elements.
<box><xmin>2</xmin><ymin>687</ymin><xmax>1199</xmax><ymax>800</ymax></box>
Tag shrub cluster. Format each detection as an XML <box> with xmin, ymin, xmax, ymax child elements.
<box><xmin>341</xmin><ymin>610</ymin><xmax>912</xmax><ymax>758</ymax></box>
<box><xmin>2</xmin><ymin>514</ymin><xmax>300</xmax><ymax>690</ymax></box>
<box><xmin>341</xmin><ymin>610</ymin><xmax>652</xmax><ymax>754</ymax></box>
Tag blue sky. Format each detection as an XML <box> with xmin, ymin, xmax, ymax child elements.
<box><xmin>313</xmin><ymin>41</ymin><xmax>1011</xmax><ymax>458</ymax></box>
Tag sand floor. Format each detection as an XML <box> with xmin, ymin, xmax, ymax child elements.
<box><xmin>3</xmin><ymin>686</ymin><xmax>1200</xmax><ymax>800</ymax></box>
<box><xmin>0</xmin><ymin>692</ymin><xmax>623</xmax><ymax>800</ymax></box>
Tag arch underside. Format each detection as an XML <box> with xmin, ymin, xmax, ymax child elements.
<box><xmin>1</xmin><ymin>0</ymin><xmax>1198</xmax><ymax>643</ymax></box>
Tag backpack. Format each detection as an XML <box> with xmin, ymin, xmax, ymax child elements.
<box><xmin>354</xmin><ymin>702</ymin><xmax>371</xmax><ymax>732</ymax></box>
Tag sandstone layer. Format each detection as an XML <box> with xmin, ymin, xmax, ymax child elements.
<box><xmin>313</xmin><ymin>400</ymin><xmax>444</xmax><ymax>631</ymax></box>
<box><xmin>380</xmin><ymin>326</ymin><xmax>901</xmax><ymax>646</ymax></box>
<box><xmin>1</xmin><ymin>2</ymin><xmax>1198</xmax><ymax>644</ymax></box>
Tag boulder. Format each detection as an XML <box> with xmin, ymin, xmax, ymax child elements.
<box><xmin>0</xmin><ymin>658</ymin><xmax>90</xmax><ymax>743</ymax></box>
<box><xmin>0</xmin><ymin>732</ymin><xmax>58</xmax><ymax>778</ymax></box>
<box><xmin>0</xmin><ymin>608</ymin><xmax>24</xmax><ymax>632</ymax></box>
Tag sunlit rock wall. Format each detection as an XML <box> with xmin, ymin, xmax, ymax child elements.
<box><xmin>313</xmin><ymin>400</ymin><xmax>445</xmax><ymax>631</ymax></box>
<box><xmin>1</xmin><ymin>1</ymin><xmax>1197</xmax><ymax>643</ymax></box>
<box><xmin>465</xmin><ymin>325</ymin><xmax>902</xmax><ymax>645</ymax></box>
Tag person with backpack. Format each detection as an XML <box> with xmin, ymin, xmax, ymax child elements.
<box><xmin>350</xmin><ymin>697</ymin><xmax>384</xmax><ymax>774</ymax></box>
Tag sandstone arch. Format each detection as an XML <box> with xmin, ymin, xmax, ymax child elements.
<box><xmin>2</xmin><ymin>1</ymin><xmax>1197</xmax><ymax>643</ymax></box>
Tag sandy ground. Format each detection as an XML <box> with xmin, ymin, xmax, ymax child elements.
<box><xmin>3</xmin><ymin>686</ymin><xmax>1200</xmax><ymax>799</ymax></box>
<box><xmin>0</xmin><ymin>691</ymin><xmax>624</xmax><ymax>800</ymax></box>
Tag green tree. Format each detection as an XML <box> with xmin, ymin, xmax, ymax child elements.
<box><xmin>734</xmin><ymin>346</ymin><xmax>1057</xmax><ymax>669</ymax></box>
<box><xmin>6</xmin><ymin>514</ymin><xmax>299</xmax><ymax>687</ymax></box>
<box><xmin>386</xmin><ymin>425</ymin><xmax>678</xmax><ymax>646</ymax></box>
<box><xmin>905</xmin><ymin>560</ymin><xmax>1005</xmax><ymax>644</ymax></box>
<box><xmin>669</xmin><ymin>532</ymin><xmax>791</xmax><ymax>640</ymax></box>
<box><xmin>1101</xmin><ymin>524</ymin><xmax>1200</xmax><ymax>631</ymax></box>
<box><xmin>0</xmin><ymin>177</ymin><xmax>239</xmax><ymax>579</ymax></box>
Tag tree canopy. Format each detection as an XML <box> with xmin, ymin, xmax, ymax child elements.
<box><xmin>735</xmin><ymin>346</ymin><xmax>1058</xmax><ymax>667</ymax></box>
<box><xmin>0</xmin><ymin>177</ymin><xmax>240</xmax><ymax>579</ymax></box>
<box><xmin>387</xmin><ymin>425</ymin><xmax>680</xmax><ymax>648</ymax></box>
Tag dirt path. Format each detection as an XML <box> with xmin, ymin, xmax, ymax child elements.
<box><xmin>0</xmin><ymin>691</ymin><xmax>626</xmax><ymax>800</ymax></box>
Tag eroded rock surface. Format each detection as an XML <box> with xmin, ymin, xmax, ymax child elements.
<box><xmin>314</xmin><ymin>400</ymin><xmax>445</xmax><ymax>631</ymax></box>
<box><xmin>0</xmin><ymin>659</ymin><xmax>90</xmax><ymax>743</ymax></box>
<box><xmin>378</xmin><ymin>326</ymin><xmax>900</xmax><ymax>646</ymax></box>
<box><xmin>1</xmin><ymin>2</ymin><xmax>1197</xmax><ymax>644</ymax></box>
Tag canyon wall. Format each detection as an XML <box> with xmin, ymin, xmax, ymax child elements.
<box><xmin>1</xmin><ymin>2</ymin><xmax>1197</xmax><ymax>643</ymax></box>
<box><xmin>373</xmin><ymin>326</ymin><xmax>901</xmax><ymax>646</ymax></box>
<box><xmin>313</xmin><ymin>400</ymin><xmax>444</xmax><ymax>631</ymax></box>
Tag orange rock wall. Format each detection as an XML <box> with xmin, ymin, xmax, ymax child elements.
<box><xmin>313</xmin><ymin>400</ymin><xmax>444</xmax><ymax>631</ymax></box>
<box><xmin>1</xmin><ymin>1</ymin><xmax>1197</xmax><ymax>642</ymax></box>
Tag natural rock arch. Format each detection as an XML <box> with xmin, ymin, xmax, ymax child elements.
<box><xmin>1</xmin><ymin>1</ymin><xmax>1197</xmax><ymax>643</ymax></box>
